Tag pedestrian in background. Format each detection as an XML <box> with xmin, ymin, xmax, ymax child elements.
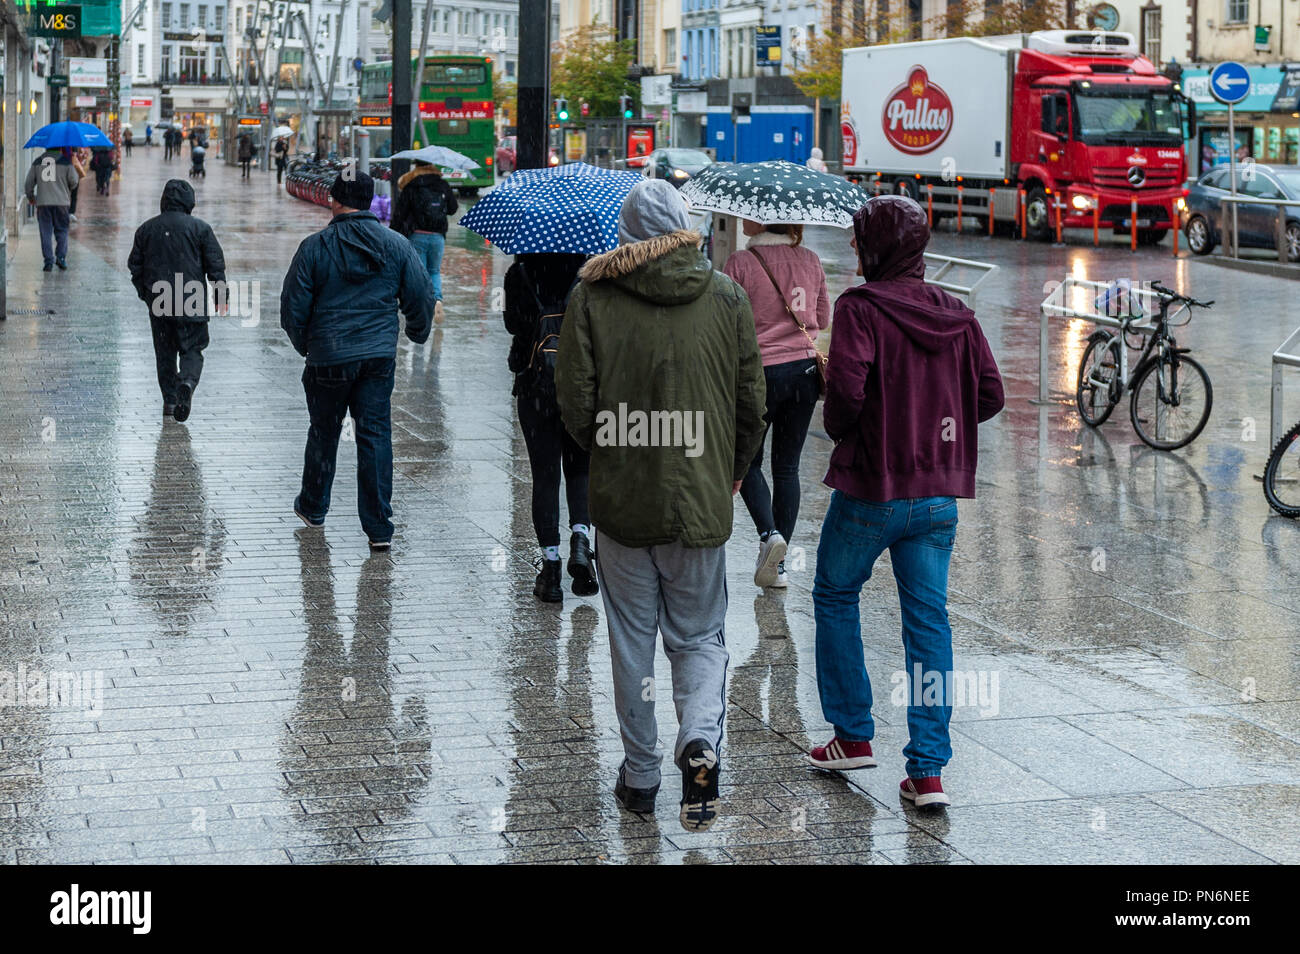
<box><xmin>25</xmin><ymin>148</ymin><xmax>79</xmax><ymax>271</ymax></box>
<box><xmin>723</xmin><ymin>218</ymin><xmax>830</xmax><ymax>589</ymax></box>
<box><xmin>145</xmin><ymin>123</ymin><xmax>153</xmax><ymax>147</ymax></box>
<box><xmin>808</xmin><ymin>196</ymin><xmax>1004</xmax><ymax>809</ymax></box>
<box><xmin>163</xmin><ymin>127</ymin><xmax>173</xmax><ymax>160</ymax></box>
<box><xmin>237</xmin><ymin>134</ymin><xmax>253</xmax><ymax>179</ymax></box>
<box><xmin>66</xmin><ymin>148</ymin><xmax>87</xmax><ymax>223</ymax></box>
<box><xmin>806</xmin><ymin>147</ymin><xmax>829</xmax><ymax>173</ymax></box>
<box><xmin>89</xmin><ymin>147</ymin><xmax>116</xmax><ymax>195</ymax></box>
<box><xmin>127</xmin><ymin>179</ymin><xmax>227</xmax><ymax>423</ymax></box>
<box><xmin>556</xmin><ymin>178</ymin><xmax>766</xmax><ymax>833</ymax></box>
<box><xmin>124</xmin><ymin>128</ymin><xmax>134</xmax><ymax>156</ymax></box>
<box><xmin>390</xmin><ymin>159</ymin><xmax>457</xmax><ymax>324</ymax></box>
<box><xmin>280</xmin><ymin>172</ymin><xmax>434</xmax><ymax>551</ymax></box>
<box><xmin>273</xmin><ymin>137</ymin><xmax>290</xmax><ymax>186</ymax></box>
<box><xmin>503</xmin><ymin>252</ymin><xmax>596</xmax><ymax>604</ymax></box>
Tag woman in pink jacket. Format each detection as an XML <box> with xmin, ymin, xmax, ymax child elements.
<box><xmin>723</xmin><ymin>220</ymin><xmax>831</xmax><ymax>588</ymax></box>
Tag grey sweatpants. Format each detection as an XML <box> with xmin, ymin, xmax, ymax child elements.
<box><xmin>596</xmin><ymin>530</ymin><xmax>729</xmax><ymax>789</ymax></box>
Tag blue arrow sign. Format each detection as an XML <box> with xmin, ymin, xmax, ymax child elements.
<box><xmin>1209</xmin><ymin>61</ymin><xmax>1251</xmax><ymax>105</ymax></box>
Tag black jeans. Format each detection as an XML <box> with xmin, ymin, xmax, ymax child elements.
<box><xmin>148</xmin><ymin>316</ymin><xmax>210</xmax><ymax>405</ymax></box>
<box><xmin>518</xmin><ymin>391</ymin><xmax>590</xmax><ymax>548</ymax></box>
<box><xmin>740</xmin><ymin>357</ymin><xmax>820</xmax><ymax>543</ymax></box>
<box><xmin>240</xmin><ymin>159</ymin><xmax>251</xmax><ymax>178</ymax></box>
<box><xmin>297</xmin><ymin>357</ymin><xmax>396</xmax><ymax>542</ymax></box>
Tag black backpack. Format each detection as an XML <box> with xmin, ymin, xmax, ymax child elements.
<box><xmin>519</xmin><ymin>262</ymin><xmax>577</xmax><ymax>399</ymax></box>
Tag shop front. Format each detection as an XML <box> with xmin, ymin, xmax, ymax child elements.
<box><xmin>1183</xmin><ymin>65</ymin><xmax>1300</xmax><ymax>174</ymax></box>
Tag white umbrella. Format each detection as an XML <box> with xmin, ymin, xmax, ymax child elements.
<box><xmin>389</xmin><ymin>144</ymin><xmax>479</xmax><ymax>173</ymax></box>
<box><xmin>272</xmin><ymin>125</ymin><xmax>295</xmax><ymax>138</ymax></box>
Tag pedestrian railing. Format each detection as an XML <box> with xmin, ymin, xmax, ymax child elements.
<box><xmin>1036</xmin><ymin>276</ymin><xmax>1163</xmax><ymax>404</ymax></box>
<box><xmin>1217</xmin><ymin>195</ymin><xmax>1300</xmax><ymax>262</ymax></box>
<box><xmin>1271</xmin><ymin>325</ymin><xmax>1300</xmax><ymax>447</ymax></box>
<box><xmin>923</xmin><ymin>253</ymin><xmax>998</xmax><ymax>309</ymax></box>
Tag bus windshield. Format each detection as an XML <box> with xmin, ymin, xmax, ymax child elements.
<box><xmin>422</xmin><ymin>63</ymin><xmax>487</xmax><ymax>87</ymax></box>
<box><xmin>1073</xmin><ymin>87</ymin><xmax>1183</xmax><ymax>145</ymax></box>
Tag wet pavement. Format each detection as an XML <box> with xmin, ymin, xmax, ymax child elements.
<box><xmin>1</xmin><ymin>147</ymin><xmax>1298</xmax><ymax>865</ymax></box>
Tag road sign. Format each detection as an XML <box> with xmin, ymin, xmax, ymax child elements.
<box><xmin>1209</xmin><ymin>61</ymin><xmax>1251</xmax><ymax>105</ymax></box>
<box><xmin>48</xmin><ymin>74</ymin><xmax>69</xmax><ymax>87</ymax></box>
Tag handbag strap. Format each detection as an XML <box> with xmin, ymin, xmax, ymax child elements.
<box><xmin>750</xmin><ymin>247</ymin><xmax>819</xmax><ymax>354</ymax></box>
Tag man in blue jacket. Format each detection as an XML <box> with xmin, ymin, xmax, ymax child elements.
<box><xmin>280</xmin><ymin>171</ymin><xmax>434</xmax><ymax>550</ymax></box>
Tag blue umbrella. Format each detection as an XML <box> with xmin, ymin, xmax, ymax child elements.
<box><xmin>24</xmin><ymin>121</ymin><xmax>114</xmax><ymax>150</ymax></box>
<box><xmin>460</xmin><ymin>165</ymin><xmax>643</xmax><ymax>254</ymax></box>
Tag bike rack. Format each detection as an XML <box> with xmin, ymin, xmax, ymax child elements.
<box><xmin>1036</xmin><ymin>276</ymin><xmax>1162</xmax><ymax>404</ymax></box>
<box><xmin>1272</xmin><ymin>325</ymin><xmax>1300</xmax><ymax>447</ymax></box>
<box><xmin>1215</xmin><ymin>195</ymin><xmax>1300</xmax><ymax>262</ymax></box>
<box><xmin>923</xmin><ymin>253</ymin><xmax>998</xmax><ymax>309</ymax></box>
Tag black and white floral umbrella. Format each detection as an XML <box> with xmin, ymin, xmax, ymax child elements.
<box><xmin>681</xmin><ymin>159</ymin><xmax>868</xmax><ymax>228</ymax></box>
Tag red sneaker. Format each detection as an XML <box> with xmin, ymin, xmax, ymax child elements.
<box><xmin>807</xmin><ymin>737</ymin><xmax>877</xmax><ymax>770</ymax></box>
<box><xmin>900</xmin><ymin>776</ymin><xmax>952</xmax><ymax>807</ymax></box>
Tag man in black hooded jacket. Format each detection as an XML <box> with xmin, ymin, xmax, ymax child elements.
<box><xmin>127</xmin><ymin>179</ymin><xmax>227</xmax><ymax>422</ymax></box>
<box><xmin>280</xmin><ymin>171</ymin><xmax>434</xmax><ymax>551</ymax></box>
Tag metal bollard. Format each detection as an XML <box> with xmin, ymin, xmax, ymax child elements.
<box><xmin>1054</xmin><ymin>194</ymin><xmax>1063</xmax><ymax>244</ymax></box>
<box><xmin>1093</xmin><ymin>200</ymin><xmax>1100</xmax><ymax>247</ymax></box>
<box><xmin>1130</xmin><ymin>196</ymin><xmax>1138</xmax><ymax>252</ymax></box>
<box><xmin>957</xmin><ymin>184</ymin><xmax>963</xmax><ymax>233</ymax></box>
<box><xmin>1172</xmin><ymin>201</ymin><xmax>1179</xmax><ymax>257</ymax></box>
<box><xmin>988</xmin><ymin>188</ymin><xmax>996</xmax><ymax>236</ymax></box>
<box><xmin>926</xmin><ymin>183</ymin><xmax>933</xmax><ymax>229</ymax></box>
<box><xmin>1019</xmin><ymin>188</ymin><xmax>1027</xmax><ymax>239</ymax></box>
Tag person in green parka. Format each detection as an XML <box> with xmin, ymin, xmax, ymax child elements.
<box><xmin>555</xmin><ymin>178</ymin><xmax>766</xmax><ymax>835</ymax></box>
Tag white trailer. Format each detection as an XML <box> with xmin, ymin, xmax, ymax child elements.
<box><xmin>841</xmin><ymin>36</ymin><xmax>1016</xmax><ymax>181</ymax></box>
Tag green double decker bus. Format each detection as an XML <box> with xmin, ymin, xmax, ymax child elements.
<box><xmin>358</xmin><ymin>55</ymin><xmax>496</xmax><ymax>194</ymax></box>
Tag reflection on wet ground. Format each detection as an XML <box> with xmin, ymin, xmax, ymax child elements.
<box><xmin>1</xmin><ymin>149</ymin><xmax>1298</xmax><ymax>863</ymax></box>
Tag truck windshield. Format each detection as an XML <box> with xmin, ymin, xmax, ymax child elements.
<box><xmin>1073</xmin><ymin>88</ymin><xmax>1183</xmax><ymax>145</ymax></box>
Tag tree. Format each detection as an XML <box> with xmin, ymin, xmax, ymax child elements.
<box><xmin>551</xmin><ymin>20</ymin><xmax>637</xmax><ymax>118</ymax></box>
<box><xmin>494</xmin><ymin>74</ymin><xmax>517</xmax><ymax>128</ymax></box>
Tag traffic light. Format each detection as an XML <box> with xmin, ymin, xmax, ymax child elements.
<box><xmin>555</xmin><ymin>97</ymin><xmax>569</xmax><ymax>122</ymax></box>
<box><xmin>619</xmin><ymin>94</ymin><xmax>634</xmax><ymax>120</ymax></box>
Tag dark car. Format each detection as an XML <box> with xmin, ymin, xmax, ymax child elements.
<box><xmin>1181</xmin><ymin>163</ymin><xmax>1300</xmax><ymax>260</ymax></box>
<box><xmin>644</xmin><ymin>148</ymin><xmax>713</xmax><ymax>187</ymax></box>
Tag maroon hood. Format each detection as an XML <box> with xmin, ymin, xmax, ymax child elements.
<box><xmin>853</xmin><ymin>195</ymin><xmax>928</xmax><ymax>282</ymax></box>
<box><xmin>846</xmin><ymin>195</ymin><xmax>973</xmax><ymax>355</ymax></box>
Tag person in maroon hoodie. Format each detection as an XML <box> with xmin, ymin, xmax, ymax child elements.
<box><xmin>806</xmin><ymin>196</ymin><xmax>1004</xmax><ymax>808</ymax></box>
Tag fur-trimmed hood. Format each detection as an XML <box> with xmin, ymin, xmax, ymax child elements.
<box><xmin>744</xmin><ymin>229</ymin><xmax>796</xmax><ymax>249</ymax></box>
<box><xmin>398</xmin><ymin>163</ymin><xmax>444</xmax><ymax>190</ymax></box>
<box><xmin>577</xmin><ymin>229</ymin><xmax>713</xmax><ymax>307</ymax></box>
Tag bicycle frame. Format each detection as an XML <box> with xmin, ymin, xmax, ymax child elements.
<box><xmin>1088</xmin><ymin>297</ymin><xmax>1191</xmax><ymax>400</ymax></box>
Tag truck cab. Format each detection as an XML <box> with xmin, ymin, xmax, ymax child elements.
<box><xmin>1011</xmin><ymin>31</ymin><xmax>1187</xmax><ymax>243</ymax></box>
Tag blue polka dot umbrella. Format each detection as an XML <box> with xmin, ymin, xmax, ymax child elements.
<box><xmin>460</xmin><ymin>163</ymin><xmax>644</xmax><ymax>254</ymax></box>
<box><xmin>680</xmin><ymin>159</ymin><xmax>868</xmax><ymax>228</ymax></box>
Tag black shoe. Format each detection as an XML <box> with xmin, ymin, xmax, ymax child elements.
<box><xmin>568</xmin><ymin>531</ymin><xmax>599</xmax><ymax>596</ymax></box>
<box><xmin>293</xmin><ymin>502</ymin><xmax>324</xmax><ymax>528</ymax></box>
<box><xmin>533</xmin><ymin>559</ymin><xmax>563</xmax><ymax>603</ymax></box>
<box><xmin>55</xmin><ymin>259</ymin><xmax>66</xmax><ymax>270</ymax></box>
<box><xmin>678</xmin><ymin>740</ymin><xmax>720</xmax><ymax>833</ymax></box>
<box><xmin>614</xmin><ymin>764</ymin><xmax>659</xmax><ymax>814</ymax></box>
<box><xmin>163</xmin><ymin>404</ymin><xmax>176</xmax><ymax>419</ymax></box>
<box><xmin>43</xmin><ymin>262</ymin><xmax>53</xmax><ymax>272</ymax></box>
<box><xmin>368</xmin><ymin>539</ymin><xmax>391</xmax><ymax>552</ymax></box>
<box><xmin>173</xmin><ymin>382</ymin><xmax>192</xmax><ymax>422</ymax></box>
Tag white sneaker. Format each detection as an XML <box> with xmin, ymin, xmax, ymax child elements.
<box><xmin>754</xmin><ymin>533</ymin><xmax>787</xmax><ymax>588</ymax></box>
<box><xmin>69</xmin><ymin>213</ymin><xmax>78</xmax><ymax>222</ymax></box>
<box><xmin>771</xmin><ymin>561</ymin><xmax>789</xmax><ymax>588</ymax></box>
<box><xmin>433</xmin><ymin>300</ymin><xmax>445</xmax><ymax>323</ymax></box>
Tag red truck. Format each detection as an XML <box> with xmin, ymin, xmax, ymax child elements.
<box><xmin>841</xmin><ymin>30</ymin><xmax>1191</xmax><ymax>244</ymax></box>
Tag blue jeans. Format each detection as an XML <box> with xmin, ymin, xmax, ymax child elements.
<box><xmin>296</xmin><ymin>357</ymin><xmax>396</xmax><ymax>542</ymax></box>
<box><xmin>37</xmin><ymin>206</ymin><xmax>69</xmax><ymax>266</ymax></box>
<box><xmin>812</xmin><ymin>491</ymin><xmax>958</xmax><ymax>778</ymax></box>
<box><xmin>409</xmin><ymin>232</ymin><xmax>445</xmax><ymax>301</ymax></box>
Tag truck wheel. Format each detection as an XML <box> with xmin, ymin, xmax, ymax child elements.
<box><xmin>1024</xmin><ymin>187</ymin><xmax>1051</xmax><ymax>240</ymax></box>
<box><xmin>1185</xmin><ymin>216</ymin><xmax>1215</xmax><ymax>256</ymax></box>
<box><xmin>1137</xmin><ymin>229</ymin><xmax>1167</xmax><ymax>246</ymax></box>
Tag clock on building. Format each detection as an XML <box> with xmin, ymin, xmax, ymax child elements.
<box><xmin>1089</xmin><ymin>3</ymin><xmax>1121</xmax><ymax>31</ymax></box>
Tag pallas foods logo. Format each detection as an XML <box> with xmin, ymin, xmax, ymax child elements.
<box><xmin>881</xmin><ymin>66</ymin><xmax>952</xmax><ymax>155</ymax></box>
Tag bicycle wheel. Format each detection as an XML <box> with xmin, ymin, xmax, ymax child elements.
<box><xmin>1263</xmin><ymin>419</ymin><xmax>1300</xmax><ymax>518</ymax></box>
<box><xmin>1076</xmin><ymin>334</ymin><xmax>1122</xmax><ymax>426</ymax></box>
<box><xmin>1129</xmin><ymin>352</ymin><xmax>1213</xmax><ymax>450</ymax></box>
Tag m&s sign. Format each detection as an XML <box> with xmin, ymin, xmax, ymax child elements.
<box><xmin>27</xmin><ymin>4</ymin><xmax>81</xmax><ymax>37</ymax></box>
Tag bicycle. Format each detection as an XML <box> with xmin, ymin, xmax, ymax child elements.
<box><xmin>1263</xmin><ymin>418</ymin><xmax>1300</xmax><ymax>518</ymax></box>
<box><xmin>1075</xmin><ymin>280</ymin><xmax>1214</xmax><ymax>451</ymax></box>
